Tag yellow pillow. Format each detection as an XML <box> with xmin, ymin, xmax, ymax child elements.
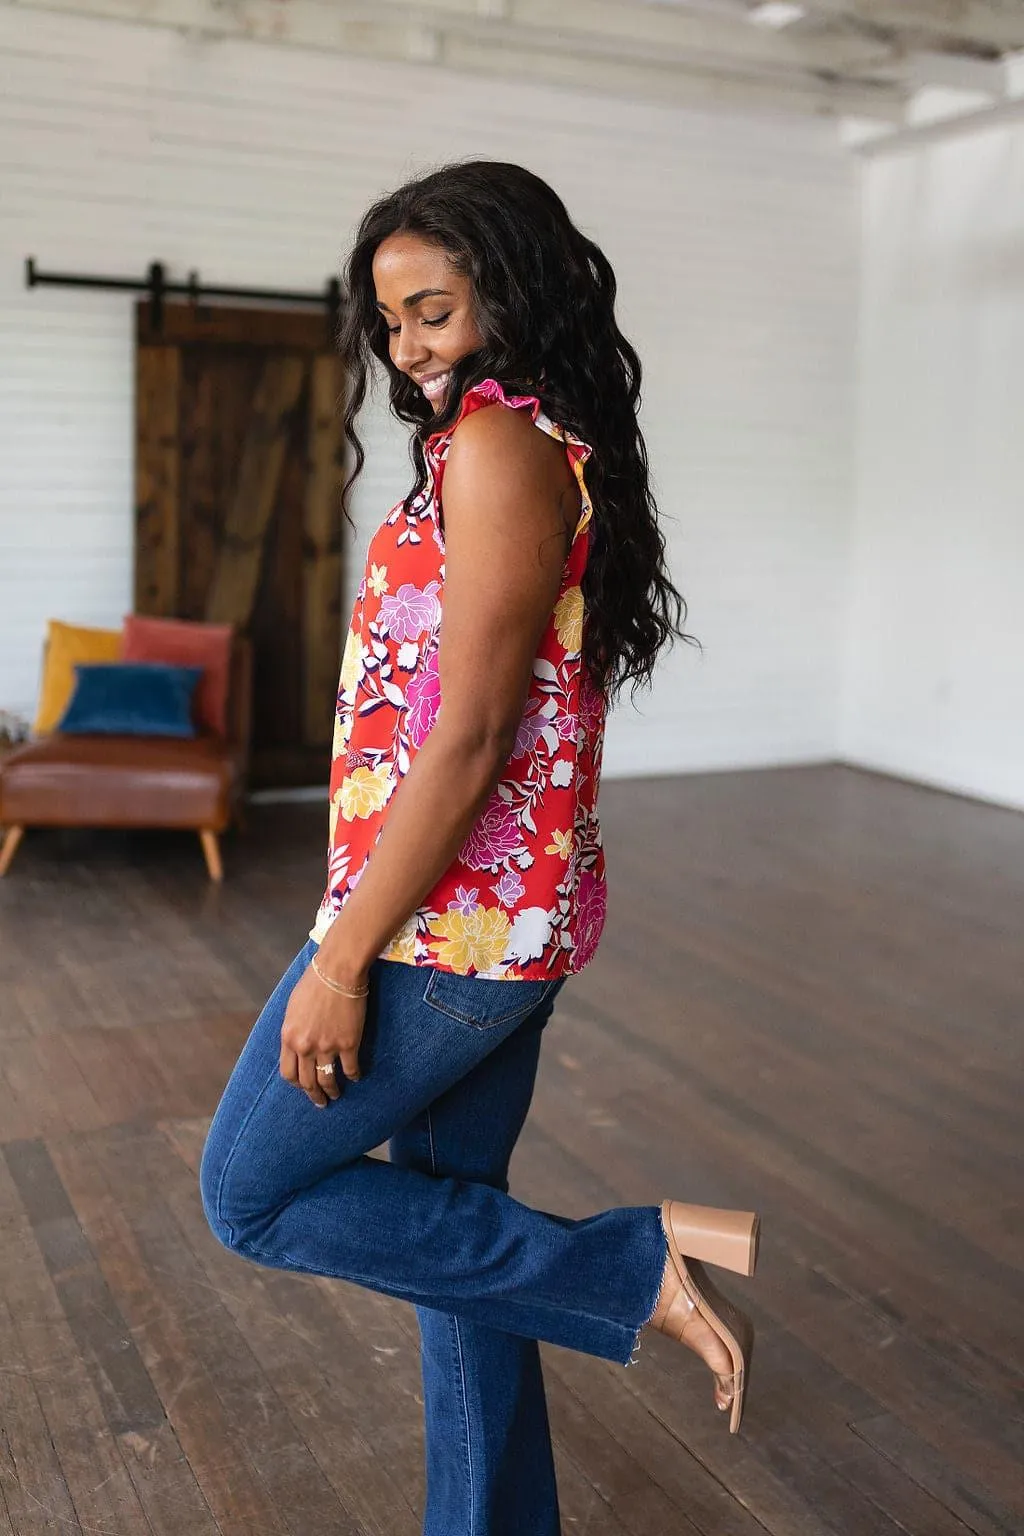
<box><xmin>34</xmin><ymin>619</ymin><xmax>123</xmax><ymax>734</ymax></box>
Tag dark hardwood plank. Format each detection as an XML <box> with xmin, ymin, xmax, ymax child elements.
<box><xmin>0</xmin><ymin>1294</ymin><xmax>80</xmax><ymax>1536</ymax></box>
<box><xmin>547</xmin><ymin>972</ymin><xmax>1024</xmax><ymax>1372</ymax></box>
<box><xmin>525</xmin><ymin>1035</ymin><xmax>1024</xmax><ymax>1520</ymax></box>
<box><xmin>543</xmin><ymin>1347</ymin><xmax>771</xmax><ymax>1536</ymax></box>
<box><xmin>849</xmin><ymin>1412</ymin><xmax>1023</xmax><ymax>1536</ymax></box>
<box><xmin>4</xmin><ymin>1140</ymin><xmax>168</xmax><ymax>1437</ymax></box>
<box><xmin>51</xmin><ymin>1125</ymin><xmax>352</xmax><ymax>1536</ymax></box>
<box><xmin>2</xmin><ymin>1138</ymin><xmax>220</xmax><ymax>1536</ymax></box>
<box><xmin>2</xmin><ymin>1033</ymin><xmax>105</xmax><ymax>1139</ymax></box>
<box><xmin>540</xmin><ymin>1368</ymin><xmax>704</xmax><ymax>1536</ymax></box>
<box><xmin>0</xmin><ymin>1155</ymin><xmax>150</xmax><ymax>1534</ymax></box>
<box><xmin>511</xmin><ymin>1125</ymin><xmax>841</xmax><ymax>1536</ymax></box>
<box><xmin>151</xmin><ymin>1122</ymin><xmax>426</xmax><ymax>1536</ymax></box>
<box><xmin>549</xmin><ymin>1452</ymin><xmax>634</xmax><ymax>1535</ymax></box>
<box><xmin>1</xmin><ymin>765</ymin><xmax>1021</xmax><ymax>1535</ymax></box>
<box><xmin>834</xmin><ymin>1430</ymin><xmax>990</xmax><ymax>1536</ymax></box>
<box><xmin>512</xmin><ymin>979</ymin><xmax>1023</xmax><ymax>1529</ymax></box>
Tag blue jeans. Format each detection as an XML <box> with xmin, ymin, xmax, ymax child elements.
<box><xmin>200</xmin><ymin>940</ymin><xmax>666</xmax><ymax>1536</ymax></box>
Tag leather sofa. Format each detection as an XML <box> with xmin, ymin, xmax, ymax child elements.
<box><xmin>0</xmin><ymin>637</ymin><xmax>251</xmax><ymax>881</ymax></box>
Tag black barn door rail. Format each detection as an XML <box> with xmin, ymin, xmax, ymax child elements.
<box><xmin>24</xmin><ymin>257</ymin><xmax>342</xmax><ymax>334</ymax></box>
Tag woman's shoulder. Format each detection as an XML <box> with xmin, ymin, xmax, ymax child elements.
<box><xmin>441</xmin><ymin>380</ymin><xmax>575</xmax><ymax>489</ymax></box>
<box><xmin>447</xmin><ymin>390</ymin><xmax>546</xmax><ymax>460</ymax></box>
<box><xmin>427</xmin><ymin>378</ymin><xmax>541</xmax><ymax>454</ymax></box>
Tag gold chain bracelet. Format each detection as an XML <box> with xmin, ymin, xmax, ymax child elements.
<box><xmin>311</xmin><ymin>953</ymin><xmax>370</xmax><ymax>999</ymax></box>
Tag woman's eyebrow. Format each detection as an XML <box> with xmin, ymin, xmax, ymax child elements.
<box><xmin>376</xmin><ymin>287</ymin><xmax>454</xmax><ymax>313</ymax></box>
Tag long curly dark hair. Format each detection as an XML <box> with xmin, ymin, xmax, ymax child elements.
<box><xmin>339</xmin><ymin>160</ymin><xmax>694</xmax><ymax>699</ymax></box>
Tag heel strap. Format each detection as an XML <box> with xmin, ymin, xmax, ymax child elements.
<box><xmin>657</xmin><ymin>1283</ymin><xmax>696</xmax><ymax>1343</ymax></box>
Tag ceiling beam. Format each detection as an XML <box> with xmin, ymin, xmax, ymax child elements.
<box><xmin>381</xmin><ymin>0</ymin><xmax>903</xmax><ymax>89</ymax></box>
<box><xmin>504</xmin><ymin>0</ymin><xmax>891</xmax><ymax>72</ymax></box>
<box><xmin>4</xmin><ymin>0</ymin><xmax>909</xmax><ymax>74</ymax></box>
<box><xmin>800</xmin><ymin>1</ymin><xmax>1024</xmax><ymax>55</ymax></box>
<box><xmin>4</xmin><ymin>0</ymin><xmax>911</xmax><ymax>117</ymax></box>
<box><xmin>440</xmin><ymin>30</ymin><xmax>907</xmax><ymax>118</ymax></box>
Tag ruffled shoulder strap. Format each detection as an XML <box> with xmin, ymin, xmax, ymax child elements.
<box><xmin>426</xmin><ymin>378</ymin><xmax>593</xmax><ymax>539</ymax></box>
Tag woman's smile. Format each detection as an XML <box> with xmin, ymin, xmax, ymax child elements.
<box><xmin>416</xmin><ymin>369</ymin><xmax>451</xmax><ymax>402</ymax></box>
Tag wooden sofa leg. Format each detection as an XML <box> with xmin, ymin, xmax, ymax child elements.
<box><xmin>199</xmin><ymin>830</ymin><xmax>223</xmax><ymax>883</ymax></box>
<box><xmin>0</xmin><ymin>826</ymin><xmax>25</xmax><ymax>877</ymax></box>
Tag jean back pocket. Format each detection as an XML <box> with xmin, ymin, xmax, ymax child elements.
<box><xmin>422</xmin><ymin>968</ymin><xmax>561</xmax><ymax>1031</ymax></box>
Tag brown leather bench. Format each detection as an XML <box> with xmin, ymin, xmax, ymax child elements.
<box><xmin>0</xmin><ymin>637</ymin><xmax>251</xmax><ymax>881</ymax></box>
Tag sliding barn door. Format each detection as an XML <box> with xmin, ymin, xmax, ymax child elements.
<box><xmin>134</xmin><ymin>303</ymin><xmax>345</xmax><ymax>790</ymax></box>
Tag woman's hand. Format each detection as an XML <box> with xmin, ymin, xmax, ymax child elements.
<box><xmin>279</xmin><ymin>965</ymin><xmax>366</xmax><ymax>1107</ymax></box>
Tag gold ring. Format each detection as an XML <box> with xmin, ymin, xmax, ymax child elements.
<box><xmin>315</xmin><ymin>1061</ymin><xmax>336</xmax><ymax>1077</ymax></box>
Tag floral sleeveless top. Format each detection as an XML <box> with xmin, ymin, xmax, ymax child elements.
<box><xmin>309</xmin><ymin>378</ymin><xmax>608</xmax><ymax>980</ymax></box>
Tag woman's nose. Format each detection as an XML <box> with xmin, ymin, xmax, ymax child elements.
<box><xmin>393</xmin><ymin>326</ymin><xmax>429</xmax><ymax>372</ymax></box>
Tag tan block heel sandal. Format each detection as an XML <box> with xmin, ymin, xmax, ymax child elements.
<box><xmin>651</xmin><ymin>1200</ymin><xmax>759</xmax><ymax>1435</ymax></box>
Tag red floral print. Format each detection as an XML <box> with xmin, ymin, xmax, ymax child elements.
<box><xmin>310</xmin><ymin>379</ymin><xmax>608</xmax><ymax>979</ymax></box>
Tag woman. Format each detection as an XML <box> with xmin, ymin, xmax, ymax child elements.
<box><xmin>201</xmin><ymin>161</ymin><xmax>758</xmax><ymax>1536</ymax></box>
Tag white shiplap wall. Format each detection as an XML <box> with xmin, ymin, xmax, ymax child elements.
<box><xmin>842</xmin><ymin>124</ymin><xmax>1024</xmax><ymax>811</ymax></box>
<box><xmin>0</xmin><ymin>7</ymin><xmax>859</xmax><ymax>777</ymax></box>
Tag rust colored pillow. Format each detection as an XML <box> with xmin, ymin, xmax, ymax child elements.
<box><xmin>121</xmin><ymin>616</ymin><xmax>234</xmax><ymax>737</ymax></box>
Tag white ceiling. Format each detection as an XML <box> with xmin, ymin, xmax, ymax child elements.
<box><xmin>7</xmin><ymin>0</ymin><xmax>1024</xmax><ymax>125</ymax></box>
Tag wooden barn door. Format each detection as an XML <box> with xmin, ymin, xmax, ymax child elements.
<box><xmin>134</xmin><ymin>303</ymin><xmax>344</xmax><ymax>790</ymax></box>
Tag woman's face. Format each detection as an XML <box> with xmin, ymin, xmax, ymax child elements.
<box><xmin>372</xmin><ymin>233</ymin><xmax>484</xmax><ymax>410</ymax></box>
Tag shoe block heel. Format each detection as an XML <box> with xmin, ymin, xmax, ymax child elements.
<box><xmin>662</xmin><ymin>1201</ymin><xmax>760</xmax><ymax>1278</ymax></box>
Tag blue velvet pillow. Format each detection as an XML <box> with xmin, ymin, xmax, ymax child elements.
<box><xmin>58</xmin><ymin>662</ymin><xmax>203</xmax><ymax>737</ymax></box>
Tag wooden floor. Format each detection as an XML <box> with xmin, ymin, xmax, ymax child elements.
<box><xmin>1</xmin><ymin>765</ymin><xmax>1022</xmax><ymax>1536</ymax></box>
